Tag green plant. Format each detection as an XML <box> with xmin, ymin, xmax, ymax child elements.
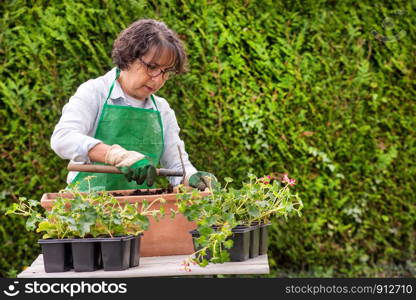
<box><xmin>6</xmin><ymin>196</ymin><xmax>73</xmax><ymax>239</ymax></box>
<box><xmin>6</xmin><ymin>197</ymin><xmax>46</xmax><ymax>233</ymax></box>
<box><xmin>6</xmin><ymin>179</ymin><xmax>166</xmax><ymax>239</ymax></box>
<box><xmin>176</xmin><ymin>173</ymin><xmax>303</xmax><ymax>270</ymax></box>
<box><xmin>243</xmin><ymin>173</ymin><xmax>303</xmax><ymax>224</ymax></box>
<box><xmin>82</xmin><ymin>190</ymin><xmax>167</xmax><ymax>238</ymax></box>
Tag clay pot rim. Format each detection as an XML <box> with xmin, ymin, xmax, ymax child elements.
<box><xmin>40</xmin><ymin>188</ymin><xmax>211</xmax><ymax>209</ymax></box>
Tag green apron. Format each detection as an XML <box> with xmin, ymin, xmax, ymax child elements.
<box><xmin>71</xmin><ymin>68</ymin><xmax>164</xmax><ymax>192</ymax></box>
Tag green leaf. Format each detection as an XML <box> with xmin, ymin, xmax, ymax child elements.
<box><xmin>28</xmin><ymin>199</ymin><xmax>39</xmax><ymax>207</ymax></box>
<box><xmin>25</xmin><ymin>216</ymin><xmax>38</xmax><ymax>231</ymax></box>
<box><xmin>170</xmin><ymin>208</ymin><xmax>176</xmax><ymax>219</ymax></box>
<box><xmin>247</xmin><ymin>205</ymin><xmax>260</xmax><ymax>217</ymax></box>
<box><xmin>5</xmin><ymin>203</ymin><xmax>19</xmax><ymax>215</ymax></box>
<box><xmin>224</xmin><ymin>177</ymin><xmax>233</xmax><ymax>183</ymax></box>
<box><xmin>223</xmin><ymin>240</ymin><xmax>233</xmax><ymax>249</ymax></box>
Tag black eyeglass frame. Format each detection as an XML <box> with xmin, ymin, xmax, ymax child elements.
<box><xmin>138</xmin><ymin>57</ymin><xmax>177</xmax><ymax>78</ymax></box>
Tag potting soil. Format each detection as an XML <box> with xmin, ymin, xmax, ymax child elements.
<box><xmin>110</xmin><ymin>184</ymin><xmax>173</xmax><ymax>196</ymax></box>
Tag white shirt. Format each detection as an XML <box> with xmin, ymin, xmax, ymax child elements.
<box><xmin>51</xmin><ymin>67</ymin><xmax>197</xmax><ymax>186</ymax></box>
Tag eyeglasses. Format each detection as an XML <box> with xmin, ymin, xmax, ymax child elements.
<box><xmin>138</xmin><ymin>57</ymin><xmax>176</xmax><ymax>79</ymax></box>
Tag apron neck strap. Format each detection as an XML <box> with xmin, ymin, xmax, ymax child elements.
<box><xmin>150</xmin><ymin>95</ymin><xmax>160</xmax><ymax>111</ymax></box>
<box><xmin>105</xmin><ymin>67</ymin><xmax>121</xmax><ymax>103</ymax></box>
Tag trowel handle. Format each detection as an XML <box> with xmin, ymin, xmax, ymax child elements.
<box><xmin>67</xmin><ymin>164</ymin><xmax>184</xmax><ymax>177</ymax></box>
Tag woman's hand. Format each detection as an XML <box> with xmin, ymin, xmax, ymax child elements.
<box><xmin>105</xmin><ymin>144</ymin><xmax>156</xmax><ymax>186</ymax></box>
<box><xmin>118</xmin><ymin>158</ymin><xmax>156</xmax><ymax>186</ymax></box>
<box><xmin>187</xmin><ymin>171</ymin><xmax>218</xmax><ymax>191</ymax></box>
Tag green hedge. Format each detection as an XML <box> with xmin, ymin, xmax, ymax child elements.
<box><xmin>1</xmin><ymin>0</ymin><xmax>414</xmax><ymax>277</ymax></box>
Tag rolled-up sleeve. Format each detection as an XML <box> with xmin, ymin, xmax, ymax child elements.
<box><xmin>160</xmin><ymin>106</ymin><xmax>197</xmax><ymax>186</ymax></box>
<box><xmin>50</xmin><ymin>82</ymin><xmax>103</xmax><ymax>163</ymax></box>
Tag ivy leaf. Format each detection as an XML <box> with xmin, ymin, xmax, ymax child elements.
<box><xmin>205</xmin><ymin>216</ymin><xmax>218</xmax><ymax>226</ymax></box>
<box><xmin>134</xmin><ymin>215</ymin><xmax>150</xmax><ymax>231</ymax></box>
<box><xmin>199</xmin><ymin>226</ymin><xmax>214</xmax><ymax>236</ymax></box>
<box><xmin>28</xmin><ymin>199</ymin><xmax>39</xmax><ymax>207</ymax></box>
<box><xmin>112</xmin><ymin>216</ymin><xmax>122</xmax><ymax>225</ymax></box>
<box><xmin>200</xmin><ymin>259</ymin><xmax>209</xmax><ymax>267</ymax></box>
<box><xmin>224</xmin><ymin>177</ymin><xmax>233</xmax><ymax>183</ymax></box>
<box><xmin>60</xmin><ymin>215</ymin><xmax>76</xmax><ymax>230</ymax></box>
<box><xmin>37</xmin><ymin>221</ymin><xmax>56</xmax><ymax>234</ymax></box>
<box><xmin>223</xmin><ymin>239</ymin><xmax>234</xmax><ymax>249</ymax></box>
<box><xmin>224</xmin><ymin>213</ymin><xmax>235</xmax><ymax>224</ymax></box>
<box><xmin>76</xmin><ymin>208</ymin><xmax>97</xmax><ymax>236</ymax></box>
<box><xmin>220</xmin><ymin>251</ymin><xmax>230</xmax><ymax>262</ymax></box>
<box><xmin>26</xmin><ymin>215</ymin><xmax>38</xmax><ymax>231</ymax></box>
<box><xmin>71</xmin><ymin>195</ymin><xmax>88</xmax><ymax>211</ymax></box>
<box><xmin>5</xmin><ymin>203</ymin><xmax>19</xmax><ymax>215</ymax></box>
<box><xmin>247</xmin><ymin>205</ymin><xmax>260</xmax><ymax>217</ymax></box>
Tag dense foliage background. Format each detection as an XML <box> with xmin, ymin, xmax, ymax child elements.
<box><xmin>1</xmin><ymin>0</ymin><xmax>414</xmax><ymax>277</ymax></box>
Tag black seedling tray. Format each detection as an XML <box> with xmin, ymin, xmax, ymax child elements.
<box><xmin>249</xmin><ymin>222</ymin><xmax>260</xmax><ymax>258</ymax></box>
<box><xmin>259</xmin><ymin>222</ymin><xmax>271</xmax><ymax>255</ymax></box>
<box><xmin>70</xmin><ymin>239</ymin><xmax>102</xmax><ymax>272</ymax></box>
<box><xmin>99</xmin><ymin>235</ymin><xmax>133</xmax><ymax>271</ymax></box>
<box><xmin>228</xmin><ymin>225</ymin><xmax>251</xmax><ymax>262</ymax></box>
<box><xmin>129</xmin><ymin>234</ymin><xmax>143</xmax><ymax>267</ymax></box>
<box><xmin>38</xmin><ymin>234</ymin><xmax>142</xmax><ymax>273</ymax></box>
<box><xmin>38</xmin><ymin>239</ymin><xmax>73</xmax><ymax>273</ymax></box>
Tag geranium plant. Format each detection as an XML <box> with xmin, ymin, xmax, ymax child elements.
<box><xmin>239</xmin><ymin>173</ymin><xmax>301</xmax><ymax>225</ymax></box>
<box><xmin>6</xmin><ymin>196</ymin><xmax>74</xmax><ymax>239</ymax></box>
<box><xmin>175</xmin><ymin>173</ymin><xmax>303</xmax><ymax>270</ymax></box>
<box><xmin>66</xmin><ymin>179</ymin><xmax>166</xmax><ymax>238</ymax></box>
<box><xmin>6</xmin><ymin>177</ymin><xmax>166</xmax><ymax>239</ymax></box>
<box><xmin>176</xmin><ymin>186</ymin><xmax>238</xmax><ymax>268</ymax></box>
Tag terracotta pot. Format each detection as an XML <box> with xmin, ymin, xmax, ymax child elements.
<box><xmin>40</xmin><ymin>187</ymin><xmax>210</xmax><ymax>257</ymax></box>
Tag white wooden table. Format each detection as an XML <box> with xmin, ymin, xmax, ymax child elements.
<box><xmin>18</xmin><ymin>254</ymin><xmax>269</xmax><ymax>278</ymax></box>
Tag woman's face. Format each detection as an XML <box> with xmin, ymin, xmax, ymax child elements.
<box><xmin>118</xmin><ymin>48</ymin><xmax>174</xmax><ymax>100</ymax></box>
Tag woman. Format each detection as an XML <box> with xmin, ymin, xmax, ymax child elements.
<box><xmin>51</xmin><ymin>19</ymin><xmax>216</xmax><ymax>192</ymax></box>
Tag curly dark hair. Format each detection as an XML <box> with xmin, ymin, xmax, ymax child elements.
<box><xmin>111</xmin><ymin>19</ymin><xmax>188</xmax><ymax>73</ymax></box>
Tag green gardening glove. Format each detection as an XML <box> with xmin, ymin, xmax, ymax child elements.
<box><xmin>188</xmin><ymin>171</ymin><xmax>218</xmax><ymax>191</ymax></box>
<box><xmin>118</xmin><ymin>158</ymin><xmax>156</xmax><ymax>187</ymax></box>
